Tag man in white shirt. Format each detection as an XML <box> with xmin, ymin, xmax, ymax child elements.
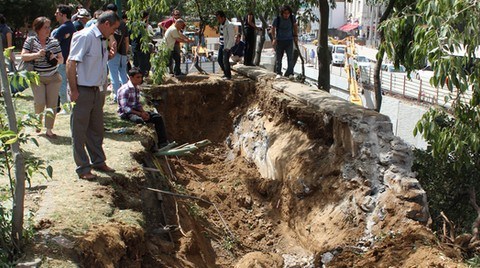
<box><xmin>67</xmin><ymin>11</ymin><xmax>120</xmax><ymax>180</ymax></box>
<box><xmin>164</xmin><ymin>19</ymin><xmax>192</xmax><ymax>76</ymax></box>
<box><xmin>215</xmin><ymin>11</ymin><xmax>235</xmax><ymax>80</ymax></box>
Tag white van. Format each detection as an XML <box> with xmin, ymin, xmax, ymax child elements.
<box><xmin>330</xmin><ymin>45</ymin><xmax>346</xmax><ymax>66</ymax></box>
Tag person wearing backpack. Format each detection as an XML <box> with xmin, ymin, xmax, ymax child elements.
<box><xmin>271</xmin><ymin>5</ymin><xmax>298</xmax><ymax>79</ymax></box>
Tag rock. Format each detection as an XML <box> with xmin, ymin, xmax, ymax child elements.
<box><xmin>52</xmin><ymin>235</ymin><xmax>74</xmax><ymax>249</ymax></box>
<box><xmin>237</xmin><ymin>195</ymin><xmax>253</xmax><ymax>209</ymax></box>
<box><xmin>16</xmin><ymin>258</ymin><xmax>42</xmax><ymax>268</ymax></box>
<box><xmin>360</xmin><ymin>196</ymin><xmax>376</xmax><ymax>213</ymax></box>
<box><xmin>321</xmin><ymin>252</ymin><xmax>334</xmax><ymax>264</ymax></box>
<box><xmin>235</xmin><ymin>252</ymin><xmax>284</xmax><ymax>268</ymax></box>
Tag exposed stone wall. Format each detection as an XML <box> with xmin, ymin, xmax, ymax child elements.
<box><xmin>231</xmin><ymin>66</ymin><xmax>430</xmax><ymax>248</ymax></box>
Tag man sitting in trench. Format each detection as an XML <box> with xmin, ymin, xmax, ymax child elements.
<box><xmin>117</xmin><ymin>67</ymin><xmax>170</xmax><ymax>151</ymax></box>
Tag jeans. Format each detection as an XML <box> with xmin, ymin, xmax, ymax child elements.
<box><xmin>218</xmin><ymin>45</ymin><xmax>232</xmax><ymax>78</ymax></box>
<box><xmin>107</xmin><ymin>53</ymin><xmax>129</xmax><ymax>100</ymax></box>
<box><xmin>57</xmin><ymin>64</ymin><xmax>69</xmax><ymax>105</ymax></box>
<box><xmin>275</xmin><ymin>39</ymin><xmax>294</xmax><ymax>76</ymax></box>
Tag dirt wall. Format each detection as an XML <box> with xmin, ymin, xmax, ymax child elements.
<box><xmin>135</xmin><ymin>71</ymin><xmax>460</xmax><ymax>267</ymax></box>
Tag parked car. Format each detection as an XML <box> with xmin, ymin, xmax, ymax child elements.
<box><xmin>354</xmin><ymin>55</ymin><xmax>371</xmax><ymax>68</ymax></box>
<box><xmin>330</xmin><ymin>44</ymin><xmax>346</xmax><ymax>66</ymax></box>
<box><xmin>381</xmin><ymin>63</ymin><xmax>406</xmax><ymax>73</ymax></box>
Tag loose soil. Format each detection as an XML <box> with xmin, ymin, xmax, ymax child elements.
<box><xmin>3</xmin><ymin>73</ymin><xmax>467</xmax><ymax>267</ymax></box>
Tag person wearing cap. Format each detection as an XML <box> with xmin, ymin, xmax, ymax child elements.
<box><xmin>73</xmin><ymin>8</ymin><xmax>91</xmax><ymax>31</ymax></box>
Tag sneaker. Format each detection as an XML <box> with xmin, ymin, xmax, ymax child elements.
<box><xmin>288</xmin><ymin>75</ymin><xmax>295</xmax><ymax>80</ymax></box>
<box><xmin>222</xmin><ymin>76</ymin><xmax>231</xmax><ymax>80</ymax></box>
<box><xmin>275</xmin><ymin>74</ymin><xmax>282</xmax><ymax>79</ymax></box>
<box><xmin>174</xmin><ymin>73</ymin><xmax>187</xmax><ymax>77</ymax></box>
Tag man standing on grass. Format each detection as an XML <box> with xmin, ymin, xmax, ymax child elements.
<box><xmin>67</xmin><ymin>11</ymin><xmax>120</xmax><ymax>180</ymax></box>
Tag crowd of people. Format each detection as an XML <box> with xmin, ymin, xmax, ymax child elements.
<box><xmin>0</xmin><ymin>4</ymin><xmax>299</xmax><ymax>179</ymax></box>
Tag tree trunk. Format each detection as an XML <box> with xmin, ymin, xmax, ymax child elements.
<box><xmin>373</xmin><ymin>0</ymin><xmax>396</xmax><ymax>111</ymax></box>
<box><xmin>317</xmin><ymin>0</ymin><xmax>330</xmax><ymax>92</ymax></box>
<box><xmin>193</xmin><ymin>0</ymin><xmax>207</xmax><ymax>74</ymax></box>
<box><xmin>469</xmin><ymin>188</ymin><xmax>480</xmax><ymax>243</ymax></box>
<box><xmin>194</xmin><ymin>24</ymin><xmax>207</xmax><ymax>74</ymax></box>
<box><xmin>373</xmin><ymin>49</ymin><xmax>384</xmax><ymax>112</ymax></box>
<box><xmin>256</xmin><ymin>13</ymin><xmax>269</xmax><ymax>67</ymax></box>
<box><xmin>0</xmin><ymin>37</ymin><xmax>27</xmax><ymax>257</ymax></box>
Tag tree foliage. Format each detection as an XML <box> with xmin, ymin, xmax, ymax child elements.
<box><xmin>382</xmin><ymin>0</ymin><xmax>480</xmax><ymax>234</ymax></box>
<box><xmin>0</xmin><ymin>0</ymin><xmax>129</xmax><ymax>31</ymax></box>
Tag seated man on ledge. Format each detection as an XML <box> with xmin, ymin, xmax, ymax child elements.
<box><xmin>230</xmin><ymin>33</ymin><xmax>245</xmax><ymax>64</ymax></box>
<box><xmin>117</xmin><ymin>67</ymin><xmax>170</xmax><ymax>151</ymax></box>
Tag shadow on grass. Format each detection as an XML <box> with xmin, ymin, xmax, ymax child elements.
<box><xmin>103</xmin><ymin>111</ymin><xmax>144</xmax><ymax>143</ymax></box>
<box><xmin>39</xmin><ymin>134</ymin><xmax>72</xmax><ymax>146</ymax></box>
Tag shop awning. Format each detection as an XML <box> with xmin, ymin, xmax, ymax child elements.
<box><xmin>338</xmin><ymin>23</ymin><xmax>359</xmax><ymax>32</ymax></box>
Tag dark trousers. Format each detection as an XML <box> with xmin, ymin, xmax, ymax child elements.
<box><xmin>133</xmin><ymin>50</ymin><xmax>151</xmax><ymax>77</ymax></box>
<box><xmin>169</xmin><ymin>46</ymin><xmax>182</xmax><ymax>75</ymax></box>
<box><xmin>275</xmin><ymin>39</ymin><xmax>294</xmax><ymax>76</ymax></box>
<box><xmin>168</xmin><ymin>43</ymin><xmax>181</xmax><ymax>75</ymax></box>
<box><xmin>71</xmin><ymin>86</ymin><xmax>106</xmax><ymax>175</ymax></box>
<box><xmin>122</xmin><ymin>111</ymin><xmax>168</xmax><ymax>145</ymax></box>
<box><xmin>244</xmin><ymin>29</ymin><xmax>256</xmax><ymax>66</ymax></box>
<box><xmin>218</xmin><ymin>45</ymin><xmax>232</xmax><ymax>78</ymax></box>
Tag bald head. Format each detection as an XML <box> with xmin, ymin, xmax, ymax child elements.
<box><xmin>175</xmin><ymin>19</ymin><xmax>185</xmax><ymax>30</ymax></box>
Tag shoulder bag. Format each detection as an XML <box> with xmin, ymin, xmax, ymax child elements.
<box><xmin>17</xmin><ymin>37</ymin><xmax>35</xmax><ymax>72</ymax></box>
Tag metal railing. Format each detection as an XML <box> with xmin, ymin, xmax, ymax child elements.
<box><xmin>180</xmin><ymin>61</ymin><xmax>221</xmax><ymax>74</ymax></box>
<box><xmin>329</xmin><ymin>64</ymin><xmax>470</xmax><ymax>108</ymax></box>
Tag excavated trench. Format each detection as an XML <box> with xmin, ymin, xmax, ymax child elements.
<box><xmin>76</xmin><ymin>69</ymin><xmax>460</xmax><ymax>267</ymax></box>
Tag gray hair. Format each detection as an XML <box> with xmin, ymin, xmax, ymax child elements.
<box><xmin>97</xmin><ymin>10</ymin><xmax>120</xmax><ymax>25</ymax></box>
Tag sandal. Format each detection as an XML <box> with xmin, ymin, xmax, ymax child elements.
<box><xmin>46</xmin><ymin>133</ymin><xmax>58</xmax><ymax>139</ymax></box>
<box><xmin>79</xmin><ymin>172</ymin><xmax>96</xmax><ymax>180</ymax></box>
